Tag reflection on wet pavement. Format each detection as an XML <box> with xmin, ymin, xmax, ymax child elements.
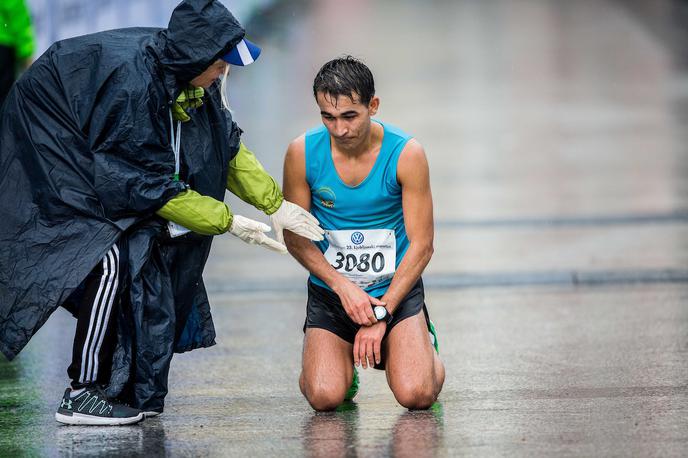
<box><xmin>389</xmin><ymin>405</ymin><xmax>444</xmax><ymax>458</ymax></box>
<box><xmin>303</xmin><ymin>403</ymin><xmax>359</xmax><ymax>458</ymax></box>
<box><xmin>302</xmin><ymin>402</ymin><xmax>444</xmax><ymax>458</ymax></box>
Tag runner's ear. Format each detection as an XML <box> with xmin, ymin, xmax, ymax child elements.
<box><xmin>368</xmin><ymin>96</ymin><xmax>380</xmax><ymax>116</ymax></box>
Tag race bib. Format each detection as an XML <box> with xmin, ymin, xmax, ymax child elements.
<box><xmin>324</xmin><ymin>229</ymin><xmax>396</xmax><ymax>289</ymax></box>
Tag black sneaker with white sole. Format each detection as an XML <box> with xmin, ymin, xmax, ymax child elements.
<box><xmin>142</xmin><ymin>408</ymin><xmax>163</xmax><ymax>418</ymax></box>
<box><xmin>55</xmin><ymin>386</ymin><xmax>144</xmax><ymax>426</ymax></box>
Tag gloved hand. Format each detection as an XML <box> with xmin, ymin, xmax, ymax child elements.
<box><xmin>229</xmin><ymin>215</ymin><xmax>287</xmax><ymax>254</ymax></box>
<box><xmin>270</xmin><ymin>200</ymin><xmax>324</xmax><ymax>245</ymax></box>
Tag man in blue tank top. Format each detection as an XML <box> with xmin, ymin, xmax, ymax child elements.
<box><xmin>282</xmin><ymin>56</ymin><xmax>445</xmax><ymax>411</ymax></box>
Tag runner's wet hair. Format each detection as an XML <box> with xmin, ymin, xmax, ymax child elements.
<box><xmin>313</xmin><ymin>56</ymin><xmax>375</xmax><ymax>106</ymax></box>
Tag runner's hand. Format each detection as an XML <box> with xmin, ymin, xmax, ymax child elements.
<box><xmin>354</xmin><ymin>321</ymin><xmax>387</xmax><ymax>369</ymax></box>
<box><xmin>333</xmin><ymin>278</ymin><xmax>384</xmax><ymax>326</ymax></box>
<box><xmin>270</xmin><ymin>200</ymin><xmax>324</xmax><ymax>244</ymax></box>
<box><xmin>228</xmin><ymin>214</ymin><xmax>287</xmax><ymax>254</ymax></box>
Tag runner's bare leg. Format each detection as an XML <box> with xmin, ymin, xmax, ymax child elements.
<box><xmin>300</xmin><ymin>328</ymin><xmax>355</xmax><ymax>411</ymax></box>
<box><xmin>384</xmin><ymin>312</ymin><xmax>445</xmax><ymax>409</ymax></box>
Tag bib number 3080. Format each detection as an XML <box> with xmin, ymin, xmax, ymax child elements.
<box><xmin>324</xmin><ymin>229</ymin><xmax>396</xmax><ymax>289</ymax></box>
<box><xmin>331</xmin><ymin>251</ymin><xmax>385</xmax><ymax>273</ymax></box>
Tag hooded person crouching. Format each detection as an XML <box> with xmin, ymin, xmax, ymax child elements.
<box><xmin>0</xmin><ymin>0</ymin><xmax>322</xmax><ymax>425</ymax></box>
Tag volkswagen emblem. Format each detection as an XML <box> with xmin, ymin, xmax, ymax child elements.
<box><xmin>351</xmin><ymin>231</ymin><xmax>364</xmax><ymax>245</ymax></box>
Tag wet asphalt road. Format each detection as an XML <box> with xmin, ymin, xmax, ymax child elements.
<box><xmin>2</xmin><ymin>0</ymin><xmax>688</xmax><ymax>456</ymax></box>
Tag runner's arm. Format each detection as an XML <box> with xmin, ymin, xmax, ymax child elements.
<box><xmin>281</xmin><ymin>136</ymin><xmax>345</xmax><ymax>287</ymax></box>
<box><xmin>380</xmin><ymin>139</ymin><xmax>434</xmax><ymax>315</ymax></box>
<box><xmin>282</xmin><ymin>136</ymin><xmax>379</xmax><ymax>326</ymax></box>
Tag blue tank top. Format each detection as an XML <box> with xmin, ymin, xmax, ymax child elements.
<box><xmin>305</xmin><ymin>120</ymin><xmax>412</xmax><ymax>297</ymax></box>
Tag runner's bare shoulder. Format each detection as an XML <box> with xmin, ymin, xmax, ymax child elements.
<box><xmin>285</xmin><ymin>134</ymin><xmax>306</xmax><ymax>163</ymax></box>
<box><xmin>397</xmin><ymin>138</ymin><xmax>429</xmax><ymax>185</ymax></box>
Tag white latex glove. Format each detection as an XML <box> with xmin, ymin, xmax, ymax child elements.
<box><xmin>270</xmin><ymin>200</ymin><xmax>325</xmax><ymax>245</ymax></box>
<box><xmin>229</xmin><ymin>214</ymin><xmax>287</xmax><ymax>254</ymax></box>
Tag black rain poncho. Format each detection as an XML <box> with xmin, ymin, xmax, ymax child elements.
<box><xmin>0</xmin><ymin>0</ymin><xmax>245</xmax><ymax>410</ymax></box>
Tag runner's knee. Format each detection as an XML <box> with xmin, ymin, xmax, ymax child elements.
<box><xmin>303</xmin><ymin>381</ymin><xmax>347</xmax><ymax>411</ymax></box>
<box><xmin>392</xmin><ymin>381</ymin><xmax>437</xmax><ymax>410</ymax></box>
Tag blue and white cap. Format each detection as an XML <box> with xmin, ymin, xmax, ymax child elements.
<box><xmin>222</xmin><ymin>38</ymin><xmax>261</xmax><ymax>66</ymax></box>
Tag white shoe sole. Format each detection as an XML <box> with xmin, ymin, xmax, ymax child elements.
<box><xmin>55</xmin><ymin>411</ymin><xmax>144</xmax><ymax>426</ymax></box>
<box><xmin>142</xmin><ymin>411</ymin><xmax>161</xmax><ymax>418</ymax></box>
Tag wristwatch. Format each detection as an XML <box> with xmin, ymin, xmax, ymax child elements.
<box><xmin>373</xmin><ymin>305</ymin><xmax>393</xmax><ymax>324</ymax></box>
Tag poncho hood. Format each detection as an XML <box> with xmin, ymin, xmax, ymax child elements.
<box><xmin>156</xmin><ymin>0</ymin><xmax>245</xmax><ymax>97</ymax></box>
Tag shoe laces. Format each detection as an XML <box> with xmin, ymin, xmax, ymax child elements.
<box><xmin>85</xmin><ymin>385</ymin><xmax>113</xmax><ymax>406</ymax></box>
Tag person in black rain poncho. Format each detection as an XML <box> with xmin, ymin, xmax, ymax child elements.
<box><xmin>0</xmin><ymin>0</ymin><xmax>323</xmax><ymax>426</ymax></box>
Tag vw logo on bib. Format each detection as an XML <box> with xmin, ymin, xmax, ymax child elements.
<box><xmin>351</xmin><ymin>231</ymin><xmax>364</xmax><ymax>245</ymax></box>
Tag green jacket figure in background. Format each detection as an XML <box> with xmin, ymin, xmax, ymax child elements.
<box><xmin>0</xmin><ymin>0</ymin><xmax>35</xmax><ymax>106</ymax></box>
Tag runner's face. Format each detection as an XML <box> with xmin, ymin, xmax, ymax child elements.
<box><xmin>316</xmin><ymin>92</ymin><xmax>379</xmax><ymax>150</ymax></box>
<box><xmin>190</xmin><ymin>60</ymin><xmax>229</xmax><ymax>89</ymax></box>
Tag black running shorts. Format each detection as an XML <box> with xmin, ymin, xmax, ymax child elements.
<box><xmin>304</xmin><ymin>278</ymin><xmax>430</xmax><ymax>347</ymax></box>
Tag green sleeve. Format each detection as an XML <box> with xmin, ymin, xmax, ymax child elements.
<box><xmin>155</xmin><ymin>189</ymin><xmax>233</xmax><ymax>236</ymax></box>
<box><xmin>226</xmin><ymin>143</ymin><xmax>284</xmax><ymax>215</ymax></box>
<box><xmin>11</xmin><ymin>0</ymin><xmax>35</xmax><ymax>59</ymax></box>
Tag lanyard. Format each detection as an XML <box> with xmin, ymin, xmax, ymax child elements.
<box><xmin>168</xmin><ymin>109</ymin><xmax>181</xmax><ymax>181</ymax></box>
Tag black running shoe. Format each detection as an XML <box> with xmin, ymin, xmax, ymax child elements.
<box><xmin>55</xmin><ymin>386</ymin><xmax>144</xmax><ymax>426</ymax></box>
